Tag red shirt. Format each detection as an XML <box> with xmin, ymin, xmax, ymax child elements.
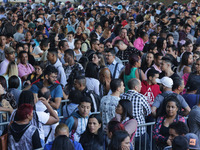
<box><xmin>140</xmin><ymin>81</ymin><xmax>161</xmax><ymax>107</ymax></box>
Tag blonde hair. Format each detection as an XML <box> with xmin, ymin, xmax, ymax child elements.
<box><xmin>5</xmin><ymin>61</ymin><xmax>18</xmax><ymax>78</ymax></box>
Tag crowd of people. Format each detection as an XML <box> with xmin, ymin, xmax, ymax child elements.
<box><xmin>0</xmin><ymin>0</ymin><xmax>200</xmax><ymax>149</ymax></box>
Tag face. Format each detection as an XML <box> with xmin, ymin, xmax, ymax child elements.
<box><xmin>75</xmin><ymin>40</ymin><xmax>82</xmax><ymax>49</ymax></box>
<box><xmin>121</xmin><ymin>136</ymin><xmax>131</xmax><ymax>150</ymax></box>
<box><xmin>78</xmin><ymin>102</ymin><xmax>91</xmax><ymax>118</ymax></box>
<box><xmin>186</xmin><ymin>44</ymin><xmax>193</xmax><ymax>52</ymax></box>
<box><xmin>146</xmin><ymin>53</ymin><xmax>154</xmax><ymax>64</ymax></box>
<box><xmin>63</xmin><ymin>18</ymin><xmax>68</xmax><ymax>26</ymax></box>
<box><xmin>160</xmin><ymin>60</ymin><xmax>168</xmax><ymax>71</ymax></box>
<box><xmin>27</xmin><ymin>110</ymin><xmax>33</xmax><ymax>121</ymax></box>
<box><xmin>169</xmin><ymin>128</ymin><xmax>179</xmax><ymax>143</ymax></box>
<box><xmin>76</xmin><ymin>26</ymin><xmax>82</xmax><ymax>34</ymax></box>
<box><xmin>150</xmin><ymin>74</ymin><xmax>159</xmax><ymax>85</ymax></box>
<box><xmin>143</xmin><ymin>34</ymin><xmax>149</xmax><ymax>42</ymax></box>
<box><xmin>25</xmin><ymin>32</ymin><xmax>32</xmax><ymax>41</ymax></box>
<box><xmin>193</xmin><ymin>54</ymin><xmax>199</xmax><ymax>62</ymax></box>
<box><xmin>150</xmin><ymin>36</ymin><xmax>157</xmax><ymax>44</ymax></box>
<box><xmin>47</xmin><ymin>73</ymin><xmax>57</xmax><ymax>84</ymax></box>
<box><xmin>188</xmin><ymin>54</ymin><xmax>193</xmax><ymax>65</ymax></box>
<box><xmin>166</xmin><ymin>101</ymin><xmax>178</xmax><ymax>117</ymax></box>
<box><xmin>64</xmin><ymin>53</ymin><xmax>74</xmax><ymax>66</ymax></box>
<box><xmin>92</xmin><ymin>54</ymin><xmax>100</xmax><ymax>65</ymax></box>
<box><xmin>136</xmin><ymin>79</ymin><xmax>142</xmax><ymax>92</ymax></box>
<box><xmin>167</xmin><ymin>36</ymin><xmax>174</xmax><ymax>44</ymax></box>
<box><xmin>99</xmin><ymin>44</ymin><xmax>104</xmax><ymax>53</ymax></box>
<box><xmin>47</xmin><ymin>52</ymin><xmax>54</xmax><ymax>62</ymax></box>
<box><xmin>67</xmin><ymin>34</ymin><xmax>74</xmax><ymax>42</ymax></box>
<box><xmin>6</xmin><ymin>52</ymin><xmax>15</xmax><ymax>62</ymax></box>
<box><xmin>97</xmin><ymin>25</ymin><xmax>102</xmax><ymax>34</ymax></box>
<box><xmin>166</xmin><ymin>47</ymin><xmax>176</xmax><ymax>57</ymax></box>
<box><xmin>119</xmin><ymin>81</ymin><xmax>125</xmax><ymax>94</ymax></box>
<box><xmin>0</xmin><ymin>84</ymin><xmax>5</xmax><ymax>95</ymax></box>
<box><xmin>35</xmin><ymin>66</ymin><xmax>43</xmax><ymax>75</ymax></box>
<box><xmin>116</xmin><ymin>104</ymin><xmax>123</xmax><ymax>115</ymax></box>
<box><xmin>195</xmin><ymin>60</ymin><xmax>200</xmax><ymax>72</ymax></box>
<box><xmin>88</xmin><ymin>118</ymin><xmax>101</xmax><ymax>134</ymax></box>
<box><xmin>0</xmin><ymin>36</ymin><xmax>6</xmax><ymax>46</ymax></box>
<box><xmin>120</xmin><ymin>29</ymin><xmax>127</xmax><ymax>39</ymax></box>
<box><xmin>62</xmin><ymin>42</ymin><xmax>69</xmax><ymax>50</ymax></box>
<box><xmin>94</xmin><ymin>41</ymin><xmax>100</xmax><ymax>51</ymax></box>
<box><xmin>105</xmin><ymin>52</ymin><xmax>115</xmax><ymax>64</ymax></box>
<box><xmin>185</xmin><ymin>26</ymin><xmax>191</xmax><ymax>34</ymax></box>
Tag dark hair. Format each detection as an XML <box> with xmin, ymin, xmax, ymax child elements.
<box><xmin>179</xmin><ymin>52</ymin><xmax>192</xmax><ymax>72</ymax></box>
<box><xmin>18</xmin><ymin>50</ymin><xmax>28</xmax><ymax>59</ymax></box>
<box><xmin>8</xmin><ymin>75</ymin><xmax>19</xmax><ymax>89</ymax></box>
<box><xmin>48</xmin><ymin>48</ymin><xmax>58</xmax><ymax>57</ymax></box>
<box><xmin>105</xmin><ymin>48</ymin><xmax>115</xmax><ymax>56</ymax></box>
<box><xmin>110</xmin><ymin>79</ymin><xmax>123</xmax><ymax>92</ymax></box>
<box><xmin>162</xmin><ymin>56</ymin><xmax>173</xmax><ymax>66</ymax></box>
<box><xmin>169</xmin><ymin>121</ymin><xmax>189</xmax><ymax>135</ymax></box>
<box><xmin>79</xmin><ymin>56</ymin><xmax>89</xmax><ymax>70</ymax></box>
<box><xmin>79</xmin><ymin>96</ymin><xmax>92</xmax><ymax>105</ymax></box>
<box><xmin>149</xmin><ymin>43</ymin><xmax>157</xmax><ymax>52</ymax></box>
<box><xmin>85</xmin><ymin>62</ymin><xmax>99</xmax><ymax>79</ymax></box>
<box><xmin>67</xmin><ymin>31</ymin><xmax>75</xmax><ymax>36</ymax></box>
<box><xmin>147</xmin><ymin>68</ymin><xmax>159</xmax><ymax>79</ymax></box>
<box><xmin>34</xmin><ymin>61</ymin><xmax>45</xmax><ymax>70</ymax></box>
<box><xmin>64</xmin><ymin>49</ymin><xmax>74</xmax><ymax>58</ymax></box>
<box><xmin>16</xmin><ymin>103</ymin><xmax>33</xmax><ymax>121</ymax></box>
<box><xmin>108</xmin><ymin>130</ymin><xmax>130</xmax><ymax>150</ymax></box>
<box><xmin>87</xmin><ymin>114</ymin><xmax>102</xmax><ymax>132</ymax></box>
<box><xmin>58</xmin><ymin>40</ymin><xmax>67</xmax><ymax>49</ymax></box>
<box><xmin>165</xmin><ymin>94</ymin><xmax>181</xmax><ymax>115</ymax></box>
<box><xmin>68</xmin><ymin>89</ymin><xmax>83</xmax><ymax>104</ymax></box>
<box><xmin>118</xmin><ymin>99</ymin><xmax>133</xmax><ymax>120</ymax></box>
<box><xmin>157</xmin><ymin>37</ymin><xmax>166</xmax><ymax>51</ymax></box>
<box><xmin>172</xmin><ymin>77</ymin><xmax>183</xmax><ymax>91</ymax></box>
<box><xmin>40</xmin><ymin>39</ymin><xmax>49</xmax><ymax>48</ymax></box>
<box><xmin>43</xmin><ymin>65</ymin><xmax>58</xmax><ymax>76</ymax></box>
<box><xmin>90</xmin><ymin>38</ymin><xmax>98</xmax><ymax>46</ymax></box>
<box><xmin>51</xmin><ymin>135</ymin><xmax>75</xmax><ymax>150</ymax></box>
<box><xmin>154</xmin><ymin>53</ymin><xmax>163</xmax><ymax>59</ymax></box>
<box><xmin>172</xmin><ymin>136</ymin><xmax>189</xmax><ymax>150</ymax></box>
<box><xmin>18</xmin><ymin>90</ymin><xmax>35</xmax><ymax>107</ymax></box>
<box><xmin>0</xmin><ymin>76</ymin><xmax>7</xmax><ymax>91</ymax></box>
<box><xmin>125</xmin><ymin>53</ymin><xmax>140</xmax><ymax>75</ymax></box>
<box><xmin>108</xmin><ymin>120</ymin><xmax>125</xmax><ymax>135</ymax></box>
<box><xmin>16</xmin><ymin>23</ymin><xmax>23</xmax><ymax>31</ymax></box>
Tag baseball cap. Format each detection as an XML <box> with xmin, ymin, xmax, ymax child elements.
<box><xmin>172</xmin><ymin>136</ymin><xmax>189</xmax><ymax>150</ymax></box>
<box><xmin>156</xmin><ymin>76</ymin><xmax>173</xmax><ymax>88</ymax></box>
<box><xmin>36</xmin><ymin>18</ymin><xmax>44</xmax><ymax>23</ymax></box>
<box><xmin>28</xmin><ymin>23</ymin><xmax>35</xmax><ymax>29</ymax></box>
<box><xmin>4</xmin><ymin>47</ymin><xmax>15</xmax><ymax>54</ymax></box>
<box><xmin>185</xmin><ymin>133</ymin><xmax>200</xmax><ymax>150</ymax></box>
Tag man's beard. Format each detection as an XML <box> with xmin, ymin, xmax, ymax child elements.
<box><xmin>47</xmin><ymin>78</ymin><xmax>54</xmax><ymax>85</ymax></box>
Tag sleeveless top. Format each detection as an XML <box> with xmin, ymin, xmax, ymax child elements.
<box><xmin>124</xmin><ymin>67</ymin><xmax>137</xmax><ymax>92</ymax></box>
<box><xmin>8</xmin><ymin>124</ymin><xmax>37</xmax><ymax>150</ymax></box>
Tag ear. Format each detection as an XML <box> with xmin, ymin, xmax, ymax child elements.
<box><xmin>45</xmin><ymin>74</ymin><xmax>49</xmax><ymax>80</ymax></box>
<box><xmin>149</xmin><ymin>76</ymin><xmax>152</xmax><ymax>81</ymax></box>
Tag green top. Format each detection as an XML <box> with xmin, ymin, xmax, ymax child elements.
<box><xmin>124</xmin><ymin>67</ymin><xmax>137</xmax><ymax>92</ymax></box>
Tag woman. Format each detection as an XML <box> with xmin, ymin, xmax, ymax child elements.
<box><xmin>124</xmin><ymin>53</ymin><xmax>146</xmax><ymax>91</ymax></box>
<box><xmin>51</xmin><ymin>135</ymin><xmax>75</xmax><ymax>150</ymax></box>
<box><xmin>80</xmin><ymin>114</ymin><xmax>104</xmax><ymax>150</ymax></box>
<box><xmin>185</xmin><ymin>58</ymin><xmax>200</xmax><ymax>94</ymax></box>
<box><xmin>177</xmin><ymin>52</ymin><xmax>193</xmax><ymax>77</ymax></box>
<box><xmin>73</xmin><ymin>39</ymin><xmax>82</xmax><ymax>61</ymax></box>
<box><xmin>8</xmin><ymin>104</ymin><xmax>42</xmax><ymax>150</ymax></box>
<box><xmin>85</xmin><ymin>62</ymin><xmax>100</xmax><ymax>95</ymax></box>
<box><xmin>92</xmin><ymin>52</ymin><xmax>106</xmax><ymax>70</ymax></box>
<box><xmin>109</xmin><ymin>130</ymin><xmax>131</xmax><ymax>150</ymax></box>
<box><xmin>133</xmin><ymin>30</ymin><xmax>149</xmax><ymax>51</ymax></box>
<box><xmin>100</xmin><ymin>28</ymin><xmax>112</xmax><ymax>44</ymax></box>
<box><xmin>114</xmin><ymin>99</ymin><xmax>137</xmax><ymax>143</ymax></box>
<box><xmin>3</xmin><ymin>61</ymin><xmax>22</xmax><ymax>90</ymax></box>
<box><xmin>153</xmin><ymin>95</ymin><xmax>185</xmax><ymax>149</ymax></box>
<box><xmin>141</xmin><ymin>52</ymin><xmax>154</xmax><ymax>73</ymax></box>
<box><xmin>26</xmin><ymin>61</ymin><xmax>45</xmax><ymax>85</ymax></box>
<box><xmin>157</xmin><ymin>37</ymin><xmax>167</xmax><ymax>56</ymax></box>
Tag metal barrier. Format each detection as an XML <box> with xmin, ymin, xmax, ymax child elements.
<box><xmin>121</xmin><ymin>60</ymin><xmax>129</xmax><ymax>65</ymax></box>
<box><xmin>0</xmin><ymin>111</ymin><xmax>10</xmax><ymax>135</ymax></box>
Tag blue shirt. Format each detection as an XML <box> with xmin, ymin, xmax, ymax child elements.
<box><xmin>106</xmin><ymin>59</ymin><xmax>124</xmax><ymax>79</ymax></box>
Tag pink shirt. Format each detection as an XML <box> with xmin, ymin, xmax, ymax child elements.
<box><xmin>18</xmin><ymin>63</ymin><xmax>35</xmax><ymax>78</ymax></box>
<box><xmin>133</xmin><ymin>37</ymin><xmax>145</xmax><ymax>51</ymax></box>
<box><xmin>112</xmin><ymin>36</ymin><xmax>129</xmax><ymax>46</ymax></box>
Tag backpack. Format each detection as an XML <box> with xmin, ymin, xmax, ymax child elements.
<box><xmin>86</xmin><ymin>90</ymin><xmax>101</xmax><ymax>112</ymax></box>
<box><xmin>156</xmin><ymin>93</ymin><xmax>181</xmax><ymax>117</ymax></box>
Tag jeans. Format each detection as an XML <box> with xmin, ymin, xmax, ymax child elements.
<box><xmin>135</xmin><ymin>132</ymin><xmax>150</xmax><ymax>150</ymax></box>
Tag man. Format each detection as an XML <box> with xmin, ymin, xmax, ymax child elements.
<box><xmin>13</xmin><ymin>23</ymin><xmax>24</xmax><ymax>42</ymax></box>
<box><xmin>141</xmin><ymin>68</ymin><xmax>161</xmax><ymax>107</ymax></box>
<box><xmin>105</xmin><ymin>48</ymin><xmax>124</xmax><ymax>79</ymax></box>
<box><xmin>112</xmin><ymin>28</ymin><xmax>133</xmax><ymax>46</ymax></box>
<box><xmin>169</xmin><ymin>23</ymin><xmax>179</xmax><ymax>45</ymax></box>
<box><xmin>58</xmin><ymin>40</ymin><xmax>69</xmax><ymax>65</ymax></box>
<box><xmin>0</xmin><ymin>47</ymin><xmax>15</xmax><ymax>75</ymax></box>
<box><xmin>179</xmin><ymin>24</ymin><xmax>194</xmax><ymax>43</ymax></box>
<box><xmin>94</xmin><ymin>23</ymin><xmax>102</xmax><ymax>40</ymax></box>
<box><xmin>2</xmin><ymin>13</ymin><xmax>17</xmax><ymax>35</ymax></box>
<box><xmin>0</xmin><ymin>34</ymin><xmax>7</xmax><ymax>62</ymax></box>
<box><xmin>152</xmin><ymin>76</ymin><xmax>190</xmax><ymax>117</ymax></box>
<box><xmin>18</xmin><ymin>51</ymin><xmax>35</xmax><ymax>81</ymax></box>
<box><xmin>100</xmin><ymin>79</ymin><xmax>125</xmax><ymax>131</ymax></box>
<box><xmin>49</xmin><ymin>22</ymin><xmax>60</xmax><ymax>49</ymax></box>
<box><xmin>70</xmin><ymin>14</ymin><xmax>79</xmax><ymax>31</ymax></box>
<box><xmin>31</xmin><ymin>65</ymin><xmax>63</xmax><ymax>110</ymax></box>
<box><xmin>47</xmin><ymin>48</ymin><xmax>66</xmax><ymax>87</ymax></box>
<box><xmin>90</xmin><ymin>38</ymin><xmax>100</xmax><ymax>52</ymax></box>
<box><xmin>120</xmin><ymin>78</ymin><xmax>151</xmax><ymax>150</ymax></box>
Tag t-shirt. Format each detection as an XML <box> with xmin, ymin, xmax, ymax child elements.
<box><xmin>182</xmin><ymin>94</ymin><xmax>200</xmax><ymax>109</ymax></box>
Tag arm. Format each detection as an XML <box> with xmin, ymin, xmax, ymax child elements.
<box><xmin>135</xmin><ymin>69</ymin><xmax>147</xmax><ymax>81</ymax></box>
<box><xmin>49</xmin><ymin>97</ymin><xmax>61</xmax><ymax>110</ymax></box>
<box><xmin>182</xmin><ymin>106</ymin><xmax>191</xmax><ymax>116</ymax></box>
<box><xmin>183</xmin><ymin>66</ymin><xmax>191</xmax><ymax>75</ymax></box>
<box><xmin>0</xmin><ymin>107</ymin><xmax>13</xmax><ymax>114</ymax></box>
<box><xmin>141</xmin><ymin>96</ymin><xmax>151</xmax><ymax>116</ymax></box>
<box><xmin>151</xmin><ymin>106</ymin><xmax>157</xmax><ymax>117</ymax></box>
<box><xmin>39</xmin><ymin>97</ymin><xmax>59</xmax><ymax>125</ymax></box>
<box><xmin>124</xmin><ymin>119</ymin><xmax>137</xmax><ymax>136</ymax></box>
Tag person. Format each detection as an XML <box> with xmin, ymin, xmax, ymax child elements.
<box><xmin>185</xmin><ymin>133</ymin><xmax>200</xmax><ymax>150</ymax></box>
<box><xmin>133</xmin><ymin>30</ymin><xmax>149</xmax><ymax>51</ymax></box>
<box><xmin>8</xmin><ymin>104</ymin><xmax>42</xmax><ymax>150</ymax></box>
<box><xmin>157</xmin><ymin>37</ymin><xmax>167</xmax><ymax>56</ymax></box>
<box><xmin>124</xmin><ymin>53</ymin><xmax>146</xmax><ymax>92</ymax></box>
<box><xmin>30</xmin><ymin>65</ymin><xmax>63</xmax><ymax>111</ymax></box>
<box><xmin>66</xmin><ymin>31</ymin><xmax>75</xmax><ymax>50</ymax></box>
<box><xmin>47</xmin><ymin>48</ymin><xmax>67</xmax><ymax>87</ymax></box>
<box><xmin>100</xmin><ymin>79</ymin><xmax>124</xmax><ymax>131</ymax></box>
<box><xmin>44</xmin><ymin>123</ymin><xmax>83</xmax><ymax>150</ymax></box>
<box><xmin>92</xmin><ymin>52</ymin><xmax>106</xmax><ymax>70</ymax></box>
<box><xmin>108</xmin><ymin>130</ymin><xmax>131</xmax><ymax>150</ymax></box>
<box><xmin>172</xmin><ymin>136</ymin><xmax>189</xmax><ymax>150</ymax></box>
<box><xmin>0</xmin><ymin>47</ymin><xmax>15</xmax><ymax>75</ymax></box>
<box><xmin>153</xmin><ymin>96</ymin><xmax>185</xmax><ymax>149</ymax></box>
<box><xmin>13</xmin><ymin>23</ymin><xmax>24</xmax><ymax>42</ymax></box>
<box><xmin>120</xmin><ymin>78</ymin><xmax>151</xmax><ymax>150</ymax></box>
<box><xmin>51</xmin><ymin>135</ymin><xmax>75</xmax><ymax>150</ymax></box>
<box><xmin>0</xmin><ymin>34</ymin><xmax>6</xmax><ymax>62</ymax></box>
<box><xmin>80</xmin><ymin>114</ymin><xmax>104</xmax><ymax>150</ymax></box>
<box><xmin>114</xmin><ymin>99</ymin><xmax>138</xmax><ymax>143</ymax></box>
<box><xmin>152</xmin><ymin>76</ymin><xmax>190</xmax><ymax>117</ymax></box>
<box><xmin>65</xmin><ymin>96</ymin><xmax>92</xmax><ymax>142</ymax></box>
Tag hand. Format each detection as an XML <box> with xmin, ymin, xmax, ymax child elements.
<box><xmin>26</xmin><ymin>80</ymin><xmax>31</xmax><ymax>85</ymax></box>
<box><xmin>121</xmin><ymin>145</ymin><xmax>130</xmax><ymax>150</ymax></box>
<box><xmin>167</xmin><ymin>139</ymin><xmax>172</xmax><ymax>146</ymax></box>
<box><xmin>39</xmin><ymin>97</ymin><xmax>49</xmax><ymax>106</ymax></box>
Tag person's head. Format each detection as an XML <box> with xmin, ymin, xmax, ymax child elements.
<box><xmin>185</xmin><ymin>133</ymin><xmax>200</xmax><ymax>150</ymax></box>
<box><xmin>165</xmin><ymin>94</ymin><xmax>181</xmax><ymax>117</ymax></box>
<box><xmin>139</xmin><ymin>30</ymin><xmax>149</xmax><ymax>42</ymax></box>
<box><xmin>172</xmin><ymin>136</ymin><xmax>189</xmax><ymax>150</ymax></box>
<box><xmin>105</xmin><ymin>48</ymin><xmax>116</xmax><ymax>64</ymax></box>
<box><xmin>8</xmin><ymin>75</ymin><xmax>19</xmax><ymax>89</ymax></box>
<box><xmin>35</xmin><ymin>31</ymin><xmax>43</xmax><ymax>42</ymax></box>
<box><xmin>125</xmin><ymin>53</ymin><xmax>140</xmax><ymax>75</ymax></box>
<box><xmin>86</xmin><ymin>114</ymin><xmax>102</xmax><ymax>134</ymax></box>
<box><xmin>78</xmin><ymin>96</ymin><xmax>92</xmax><ymax>118</ymax></box>
<box><xmin>168</xmin><ymin>121</ymin><xmax>189</xmax><ymax>143</ymax></box>
<box><xmin>107</xmin><ymin>121</ymin><xmax>125</xmax><ymax>139</ymax></box>
<box><xmin>18</xmin><ymin>90</ymin><xmax>35</xmax><ymax>107</ymax></box>
<box><xmin>38</xmin><ymin>87</ymin><xmax>51</xmax><ymax>101</ymax></box>
<box><xmin>116</xmin><ymin>99</ymin><xmax>133</xmax><ymax>120</ymax></box>
<box><xmin>161</xmin><ymin>56</ymin><xmax>173</xmax><ymax>72</ymax></box>
<box><xmin>16</xmin><ymin>23</ymin><xmax>23</xmax><ymax>33</ymax></box>
<box><xmin>85</xmin><ymin>62</ymin><xmax>99</xmax><ymax>79</ymax></box>
<box><xmin>147</xmin><ymin>69</ymin><xmax>159</xmax><ymax>85</ymax></box>
<box><xmin>193</xmin><ymin>51</ymin><xmax>200</xmax><ymax>63</ymax></box>
<box><xmin>146</xmin><ymin>52</ymin><xmax>154</xmax><ymax>65</ymax></box>
<box><xmin>154</xmin><ymin>53</ymin><xmax>163</xmax><ymax>67</ymax></box>
<box><xmin>43</xmin><ymin>65</ymin><xmax>58</xmax><ymax>85</ymax></box>
<box><xmin>95</xmin><ymin>24</ymin><xmax>102</xmax><ymax>34</ymax></box>
<box><xmin>109</xmin><ymin>130</ymin><xmax>130</xmax><ymax>150</ymax></box>
<box><xmin>166</xmin><ymin>45</ymin><xmax>177</xmax><ymax>57</ymax></box>
<box><xmin>92</xmin><ymin>52</ymin><xmax>105</xmax><ymax>67</ymax></box>
<box><xmin>34</xmin><ymin>61</ymin><xmax>44</xmax><ymax>76</ymax></box>
<box><xmin>167</xmin><ymin>33</ymin><xmax>174</xmax><ymax>45</ymax></box>
<box><xmin>4</xmin><ymin>47</ymin><xmax>15</xmax><ymax>62</ymax></box>
<box><xmin>157</xmin><ymin>37</ymin><xmax>167</xmax><ymax>50</ymax></box>
<box><xmin>74</xmin><ymin>76</ymin><xmax>86</xmax><ymax>91</ymax></box>
<box><xmin>67</xmin><ymin>31</ymin><xmax>75</xmax><ymax>42</ymax></box>
<box><xmin>180</xmin><ymin>52</ymin><xmax>193</xmax><ymax>67</ymax></box>
<box><xmin>185</xmin><ymin>40</ymin><xmax>193</xmax><ymax>52</ymax></box>
<box><xmin>51</xmin><ymin>135</ymin><xmax>75</xmax><ymax>150</ymax></box>
<box><xmin>110</xmin><ymin>79</ymin><xmax>124</xmax><ymax>94</ymax></box>
<box><xmin>172</xmin><ymin>77</ymin><xmax>185</xmax><ymax>93</ymax></box>
<box><xmin>47</xmin><ymin>48</ymin><xmax>58</xmax><ymax>63</ymax></box>
<box><xmin>0</xmin><ymin>34</ymin><xmax>6</xmax><ymax>47</ymax></box>
<box><xmin>52</xmin><ymin>22</ymin><xmax>60</xmax><ymax>34</ymax></box>
<box><xmin>156</xmin><ymin>76</ymin><xmax>173</xmax><ymax>92</ymax></box>
<box><xmin>114</xmin><ymin>40</ymin><xmax>127</xmax><ymax>51</ymax></box>
<box><xmin>18</xmin><ymin>50</ymin><xmax>28</xmax><ymax>65</ymax></box>
<box><xmin>99</xmin><ymin>67</ymin><xmax>112</xmax><ymax>84</ymax></box>
<box><xmin>55</xmin><ymin>123</ymin><xmax>69</xmax><ymax>137</ymax></box>
<box><xmin>149</xmin><ymin>43</ymin><xmax>158</xmax><ymax>54</ymax></box>
<box><xmin>64</xmin><ymin>49</ymin><xmax>75</xmax><ymax>66</ymax></box>
<box><xmin>16</xmin><ymin>103</ymin><xmax>33</xmax><ymax>121</ymax></box>
<box><xmin>0</xmin><ymin>76</ymin><xmax>7</xmax><ymax>91</ymax></box>
<box><xmin>195</xmin><ymin>58</ymin><xmax>200</xmax><ymax>73</ymax></box>
<box><xmin>128</xmin><ymin>78</ymin><xmax>142</xmax><ymax>92</ymax></box>
<box><xmin>40</xmin><ymin>39</ymin><xmax>50</xmax><ymax>50</ymax></box>
<box><xmin>90</xmin><ymin>38</ymin><xmax>100</xmax><ymax>51</ymax></box>
<box><xmin>184</xmin><ymin>24</ymin><xmax>191</xmax><ymax>34</ymax></box>
<box><xmin>119</xmin><ymin>28</ymin><xmax>128</xmax><ymax>39</ymax></box>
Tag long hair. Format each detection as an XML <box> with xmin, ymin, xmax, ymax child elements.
<box><xmin>125</xmin><ymin>53</ymin><xmax>140</xmax><ymax>75</ymax></box>
<box><xmin>95</xmin><ymin>52</ymin><xmax>106</xmax><ymax>68</ymax></box>
<box><xmin>5</xmin><ymin>61</ymin><xmax>18</xmax><ymax>78</ymax></box>
<box><xmin>119</xmin><ymin>99</ymin><xmax>133</xmax><ymax>121</ymax></box>
<box><xmin>85</xmin><ymin>62</ymin><xmax>99</xmax><ymax>79</ymax></box>
<box><xmin>18</xmin><ymin>90</ymin><xmax>35</xmax><ymax>108</ymax></box>
<box><xmin>178</xmin><ymin>52</ymin><xmax>192</xmax><ymax>72</ymax></box>
<box><xmin>16</xmin><ymin>103</ymin><xmax>33</xmax><ymax>121</ymax></box>
<box><xmin>51</xmin><ymin>135</ymin><xmax>75</xmax><ymax>150</ymax></box>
